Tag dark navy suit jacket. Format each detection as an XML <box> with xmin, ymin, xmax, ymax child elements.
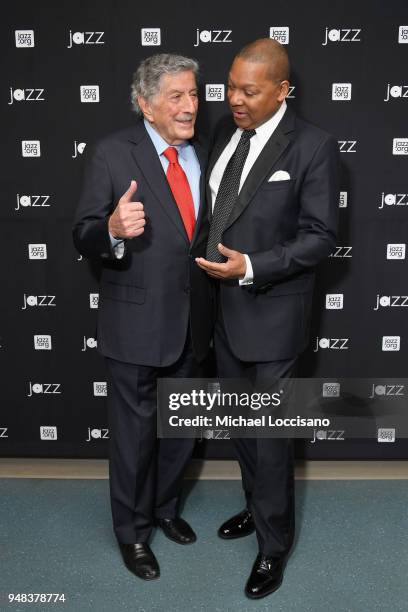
<box><xmin>73</xmin><ymin>119</ymin><xmax>214</xmax><ymax>366</ymax></box>
<box><xmin>207</xmin><ymin>106</ymin><xmax>340</xmax><ymax>361</ymax></box>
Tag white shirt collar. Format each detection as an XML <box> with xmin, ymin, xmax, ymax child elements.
<box><xmin>143</xmin><ymin>118</ymin><xmax>189</xmax><ymax>161</ymax></box>
<box><xmin>233</xmin><ymin>99</ymin><xmax>287</xmax><ymax>143</ymax></box>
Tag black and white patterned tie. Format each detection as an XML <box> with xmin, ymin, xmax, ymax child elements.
<box><xmin>206</xmin><ymin>129</ymin><xmax>256</xmax><ymax>262</ymax></box>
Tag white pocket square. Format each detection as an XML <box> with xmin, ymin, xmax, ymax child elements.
<box><xmin>268</xmin><ymin>170</ymin><xmax>291</xmax><ymax>181</ymax></box>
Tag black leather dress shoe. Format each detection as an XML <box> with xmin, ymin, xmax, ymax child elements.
<box><xmin>218</xmin><ymin>509</ymin><xmax>255</xmax><ymax>540</ymax></box>
<box><xmin>157</xmin><ymin>517</ymin><xmax>197</xmax><ymax>544</ymax></box>
<box><xmin>245</xmin><ymin>553</ymin><xmax>286</xmax><ymax>599</ymax></box>
<box><xmin>119</xmin><ymin>543</ymin><xmax>160</xmax><ymax>580</ymax></box>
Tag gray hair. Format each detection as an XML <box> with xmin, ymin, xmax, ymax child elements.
<box><xmin>131</xmin><ymin>53</ymin><xmax>199</xmax><ymax>114</ymax></box>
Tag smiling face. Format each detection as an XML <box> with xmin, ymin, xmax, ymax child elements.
<box><xmin>138</xmin><ymin>70</ymin><xmax>198</xmax><ymax>145</ymax></box>
<box><xmin>227</xmin><ymin>57</ymin><xmax>289</xmax><ymax>129</ymax></box>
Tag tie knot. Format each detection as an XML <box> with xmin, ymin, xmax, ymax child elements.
<box><xmin>163</xmin><ymin>146</ymin><xmax>178</xmax><ymax>163</ymax></box>
<box><xmin>240</xmin><ymin>129</ymin><xmax>256</xmax><ymax>143</ymax></box>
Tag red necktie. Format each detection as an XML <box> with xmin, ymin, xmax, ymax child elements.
<box><xmin>163</xmin><ymin>146</ymin><xmax>196</xmax><ymax>241</ymax></box>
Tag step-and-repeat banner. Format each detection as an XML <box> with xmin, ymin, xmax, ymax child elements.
<box><xmin>1</xmin><ymin>0</ymin><xmax>407</xmax><ymax>459</ymax></box>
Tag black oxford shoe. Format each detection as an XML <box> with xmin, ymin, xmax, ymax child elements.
<box><xmin>218</xmin><ymin>509</ymin><xmax>255</xmax><ymax>540</ymax></box>
<box><xmin>245</xmin><ymin>553</ymin><xmax>286</xmax><ymax>599</ymax></box>
<box><xmin>119</xmin><ymin>543</ymin><xmax>160</xmax><ymax>580</ymax></box>
<box><xmin>157</xmin><ymin>517</ymin><xmax>197</xmax><ymax>544</ymax></box>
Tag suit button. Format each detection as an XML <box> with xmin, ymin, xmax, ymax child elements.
<box><xmin>184</xmin><ymin>286</ymin><xmax>190</xmax><ymax>294</ymax></box>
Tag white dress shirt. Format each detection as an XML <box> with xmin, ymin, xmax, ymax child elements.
<box><xmin>110</xmin><ymin>119</ymin><xmax>201</xmax><ymax>258</ymax></box>
<box><xmin>209</xmin><ymin>100</ymin><xmax>287</xmax><ymax>284</ymax></box>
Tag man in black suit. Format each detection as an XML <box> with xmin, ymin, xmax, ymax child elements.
<box><xmin>73</xmin><ymin>54</ymin><xmax>213</xmax><ymax>581</ymax></box>
<box><xmin>197</xmin><ymin>39</ymin><xmax>340</xmax><ymax>599</ymax></box>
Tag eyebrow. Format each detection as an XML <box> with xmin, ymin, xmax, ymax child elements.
<box><xmin>167</xmin><ymin>88</ymin><xmax>198</xmax><ymax>94</ymax></box>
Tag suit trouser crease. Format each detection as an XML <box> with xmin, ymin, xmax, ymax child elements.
<box><xmin>105</xmin><ymin>339</ymin><xmax>197</xmax><ymax>544</ymax></box>
<box><xmin>215</xmin><ymin>300</ymin><xmax>296</xmax><ymax>556</ymax></box>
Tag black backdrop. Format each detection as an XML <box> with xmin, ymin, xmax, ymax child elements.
<box><xmin>1</xmin><ymin>0</ymin><xmax>408</xmax><ymax>459</ymax></box>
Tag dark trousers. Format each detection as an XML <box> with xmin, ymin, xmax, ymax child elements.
<box><xmin>105</xmin><ymin>337</ymin><xmax>199</xmax><ymax>544</ymax></box>
<box><xmin>215</xmin><ymin>306</ymin><xmax>297</xmax><ymax>556</ymax></box>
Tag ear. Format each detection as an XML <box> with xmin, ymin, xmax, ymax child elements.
<box><xmin>278</xmin><ymin>80</ymin><xmax>290</xmax><ymax>101</ymax></box>
<box><xmin>138</xmin><ymin>96</ymin><xmax>154</xmax><ymax>122</ymax></box>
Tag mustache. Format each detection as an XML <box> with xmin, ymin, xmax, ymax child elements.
<box><xmin>176</xmin><ymin>113</ymin><xmax>195</xmax><ymax>120</ymax></box>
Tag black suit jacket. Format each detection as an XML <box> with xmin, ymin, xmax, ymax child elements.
<box><xmin>208</xmin><ymin>106</ymin><xmax>340</xmax><ymax>361</ymax></box>
<box><xmin>73</xmin><ymin>120</ymin><xmax>214</xmax><ymax>366</ymax></box>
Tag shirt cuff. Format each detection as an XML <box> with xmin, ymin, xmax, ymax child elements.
<box><xmin>239</xmin><ymin>254</ymin><xmax>254</xmax><ymax>285</ymax></box>
<box><xmin>109</xmin><ymin>232</ymin><xmax>125</xmax><ymax>259</ymax></box>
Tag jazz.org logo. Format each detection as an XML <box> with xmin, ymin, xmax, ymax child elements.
<box><xmin>90</xmin><ymin>293</ymin><xmax>99</xmax><ymax>309</ymax></box>
<box><xmin>15</xmin><ymin>194</ymin><xmax>50</xmax><ymax>211</ymax></box>
<box><xmin>322</xmin><ymin>382</ymin><xmax>341</xmax><ymax>397</ymax></box>
<box><xmin>373</xmin><ymin>294</ymin><xmax>408</xmax><ymax>310</ymax></box>
<box><xmin>0</xmin><ymin>427</ymin><xmax>9</xmax><ymax>438</ymax></box>
<box><xmin>269</xmin><ymin>27</ymin><xmax>289</xmax><ymax>45</ymax></box>
<box><xmin>382</xmin><ymin>336</ymin><xmax>400</xmax><ymax>351</ymax></box>
<box><xmin>339</xmin><ymin>191</ymin><xmax>348</xmax><ymax>208</ymax></box>
<box><xmin>22</xmin><ymin>140</ymin><xmax>41</xmax><ymax>157</ymax></box>
<box><xmin>369</xmin><ymin>383</ymin><xmax>405</xmax><ymax>398</ymax></box>
<box><xmin>93</xmin><ymin>382</ymin><xmax>107</xmax><ymax>396</ymax></box>
<box><xmin>310</xmin><ymin>429</ymin><xmax>345</xmax><ymax>443</ymax></box>
<box><xmin>22</xmin><ymin>294</ymin><xmax>56</xmax><ymax>309</ymax></box>
<box><xmin>379</xmin><ymin>193</ymin><xmax>408</xmax><ymax>209</ymax></box>
<box><xmin>384</xmin><ymin>84</ymin><xmax>408</xmax><ymax>102</ymax></box>
<box><xmin>40</xmin><ymin>426</ymin><xmax>57</xmax><ymax>440</ymax></box>
<box><xmin>338</xmin><ymin>140</ymin><xmax>357</xmax><ymax>153</ymax></box>
<box><xmin>205</xmin><ymin>85</ymin><xmax>225</xmax><ymax>101</ymax></box>
<box><xmin>329</xmin><ymin>246</ymin><xmax>352</xmax><ymax>258</ymax></box>
<box><xmin>28</xmin><ymin>244</ymin><xmax>47</xmax><ymax>259</ymax></box>
<box><xmin>82</xmin><ymin>336</ymin><xmax>97</xmax><ymax>351</ymax></box>
<box><xmin>72</xmin><ymin>141</ymin><xmax>86</xmax><ymax>158</ymax></box>
<box><xmin>86</xmin><ymin>427</ymin><xmax>109</xmax><ymax>441</ymax></box>
<box><xmin>34</xmin><ymin>335</ymin><xmax>52</xmax><ymax>350</ymax></box>
<box><xmin>398</xmin><ymin>26</ymin><xmax>408</xmax><ymax>43</ymax></box>
<box><xmin>386</xmin><ymin>244</ymin><xmax>406</xmax><ymax>260</ymax></box>
<box><xmin>326</xmin><ymin>294</ymin><xmax>343</xmax><ymax>309</ymax></box>
<box><xmin>286</xmin><ymin>85</ymin><xmax>296</xmax><ymax>99</ymax></box>
<box><xmin>322</xmin><ymin>27</ymin><xmax>361</xmax><ymax>45</ymax></box>
<box><xmin>313</xmin><ymin>337</ymin><xmax>349</xmax><ymax>352</ymax></box>
<box><xmin>27</xmin><ymin>382</ymin><xmax>61</xmax><ymax>397</ymax></box>
<box><xmin>393</xmin><ymin>138</ymin><xmax>408</xmax><ymax>155</ymax></box>
<box><xmin>332</xmin><ymin>83</ymin><xmax>352</xmax><ymax>101</ymax></box>
<box><xmin>67</xmin><ymin>30</ymin><xmax>105</xmax><ymax>48</ymax></box>
<box><xmin>15</xmin><ymin>30</ymin><xmax>35</xmax><ymax>47</ymax></box>
<box><xmin>378</xmin><ymin>428</ymin><xmax>395</xmax><ymax>443</ymax></box>
<box><xmin>8</xmin><ymin>88</ymin><xmax>45</xmax><ymax>104</ymax></box>
<box><xmin>141</xmin><ymin>28</ymin><xmax>161</xmax><ymax>46</ymax></box>
<box><xmin>80</xmin><ymin>85</ymin><xmax>99</xmax><ymax>103</ymax></box>
<box><xmin>194</xmin><ymin>29</ymin><xmax>232</xmax><ymax>46</ymax></box>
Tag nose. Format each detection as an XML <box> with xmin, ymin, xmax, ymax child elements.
<box><xmin>182</xmin><ymin>94</ymin><xmax>197</xmax><ymax>114</ymax></box>
<box><xmin>228</xmin><ymin>89</ymin><xmax>243</xmax><ymax>106</ymax></box>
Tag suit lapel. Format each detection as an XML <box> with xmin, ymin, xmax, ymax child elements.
<box><xmin>205</xmin><ymin>126</ymin><xmax>235</xmax><ymax>221</ymax></box>
<box><xmin>206</xmin><ymin>107</ymin><xmax>296</xmax><ymax>232</ymax></box>
<box><xmin>190</xmin><ymin>137</ymin><xmax>208</xmax><ymax>246</ymax></box>
<box><xmin>223</xmin><ymin>107</ymin><xmax>295</xmax><ymax>231</ymax></box>
<box><xmin>224</xmin><ymin>128</ymin><xmax>291</xmax><ymax>231</ymax></box>
<box><xmin>128</xmin><ymin>122</ymin><xmax>189</xmax><ymax>244</ymax></box>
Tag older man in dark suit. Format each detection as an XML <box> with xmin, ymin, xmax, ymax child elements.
<box><xmin>73</xmin><ymin>54</ymin><xmax>213</xmax><ymax>581</ymax></box>
<box><xmin>197</xmin><ymin>38</ymin><xmax>340</xmax><ymax>599</ymax></box>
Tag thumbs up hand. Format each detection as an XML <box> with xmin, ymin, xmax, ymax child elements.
<box><xmin>108</xmin><ymin>180</ymin><xmax>146</xmax><ymax>239</ymax></box>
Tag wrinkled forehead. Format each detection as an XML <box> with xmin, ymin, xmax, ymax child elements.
<box><xmin>156</xmin><ymin>70</ymin><xmax>198</xmax><ymax>94</ymax></box>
